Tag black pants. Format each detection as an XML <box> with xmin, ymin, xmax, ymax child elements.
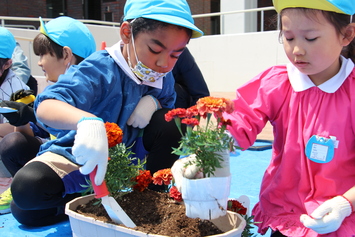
<box><xmin>0</xmin><ymin>132</ymin><xmax>41</xmax><ymax>177</ymax></box>
<box><xmin>271</xmin><ymin>231</ymin><xmax>287</xmax><ymax>237</ymax></box>
<box><xmin>143</xmin><ymin>108</ymin><xmax>184</xmax><ymax>174</ymax></box>
<box><xmin>8</xmin><ymin>108</ymin><xmax>183</xmax><ymax>226</ymax></box>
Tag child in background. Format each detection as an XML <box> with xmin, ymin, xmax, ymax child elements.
<box><xmin>0</xmin><ymin>16</ymin><xmax>96</xmax><ymax>215</ymax></box>
<box><xmin>223</xmin><ymin>0</ymin><xmax>355</xmax><ymax>236</ymax></box>
<box><xmin>0</xmin><ymin>27</ymin><xmax>30</xmax><ymax>208</ymax></box>
<box><xmin>0</xmin><ymin>28</ymin><xmax>30</xmax><ymax>138</ymax></box>
<box><xmin>9</xmin><ymin>0</ymin><xmax>202</xmax><ymax>227</ymax></box>
<box><xmin>173</xmin><ymin>47</ymin><xmax>210</xmax><ymax>108</ymax></box>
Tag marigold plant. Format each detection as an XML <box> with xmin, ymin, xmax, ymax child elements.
<box><xmin>105</xmin><ymin>122</ymin><xmax>123</xmax><ymax>148</ymax></box>
<box><xmin>152</xmin><ymin>168</ymin><xmax>173</xmax><ymax>186</ymax></box>
<box><xmin>101</xmin><ymin>122</ymin><xmax>182</xmax><ymax>202</ymax></box>
<box><xmin>132</xmin><ymin>170</ymin><xmax>152</xmax><ymax>192</ymax></box>
<box><xmin>169</xmin><ymin>186</ymin><xmax>183</xmax><ymax>202</ymax></box>
<box><xmin>103</xmin><ymin>122</ymin><xmax>145</xmax><ymax>199</ymax></box>
<box><xmin>165</xmin><ymin>96</ymin><xmax>237</xmax><ymax>177</ymax></box>
<box><xmin>227</xmin><ymin>199</ymin><xmax>259</xmax><ymax>237</ymax></box>
<box><xmin>132</xmin><ymin>167</ymin><xmax>182</xmax><ymax>202</ymax></box>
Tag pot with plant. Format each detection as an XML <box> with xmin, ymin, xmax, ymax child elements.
<box><xmin>166</xmin><ymin>96</ymin><xmax>238</xmax><ymax>220</ymax></box>
<box><xmin>65</xmin><ymin>121</ymin><xmax>246</xmax><ymax>237</ymax></box>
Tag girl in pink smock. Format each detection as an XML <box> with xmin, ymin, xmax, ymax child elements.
<box><xmin>224</xmin><ymin>0</ymin><xmax>355</xmax><ymax>236</ymax></box>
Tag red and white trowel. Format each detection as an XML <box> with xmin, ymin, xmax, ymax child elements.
<box><xmin>90</xmin><ymin>167</ymin><xmax>136</xmax><ymax>228</ymax></box>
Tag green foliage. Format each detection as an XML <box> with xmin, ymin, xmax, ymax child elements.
<box><xmin>173</xmin><ymin>118</ymin><xmax>236</xmax><ymax>177</ymax></box>
<box><xmin>105</xmin><ymin>143</ymin><xmax>145</xmax><ymax>199</ymax></box>
<box><xmin>80</xmin><ymin>177</ymin><xmax>94</xmax><ymax>196</ymax></box>
<box><xmin>242</xmin><ymin>215</ymin><xmax>260</xmax><ymax>237</ymax></box>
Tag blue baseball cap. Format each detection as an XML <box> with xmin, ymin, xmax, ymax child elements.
<box><xmin>0</xmin><ymin>27</ymin><xmax>16</xmax><ymax>59</ymax></box>
<box><xmin>123</xmin><ymin>0</ymin><xmax>203</xmax><ymax>38</ymax></box>
<box><xmin>273</xmin><ymin>0</ymin><xmax>355</xmax><ymax>15</ymax></box>
<box><xmin>39</xmin><ymin>16</ymin><xmax>96</xmax><ymax>58</ymax></box>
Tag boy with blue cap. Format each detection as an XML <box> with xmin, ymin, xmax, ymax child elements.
<box><xmin>221</xmin><ymin>0</ymin><xmax>355</xmax><ymax>236</ymax></box>
<box><xmin>8</xmin><ymin>0</ymin><xmax>203</xmax><ymax>227</ymax></box>
<box><xmin>0</xmin><ymin>16</ymin><xmax>96</xmax><ymax>218</ymax></box>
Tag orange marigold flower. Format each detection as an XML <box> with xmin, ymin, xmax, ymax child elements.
<box><xmin>169</xmin><ymin>186</ymin><xmax>183</xmax><ymax>202</ymax></box>
<box><xmin>152</xmin><ymin>168</ymin><xmax>173</xmax><ymax>186</ymax></box>
<box><xmin>181</xmin><ymin>118</ymin><xmax>199</xmax><ymax>127</ymax></box>
<box><xmin>196</xmin><ymin>96</ymin><xmax>234</xmax><ymax>119</ymax></box>
<box><xmin>186</xmin><ymin>105</ymin><xmax>199</xmax><ymax>118</ymax></box>
<box><xmin>133</xmin><ymin>170</ymin><xmax>152</xmax><ymax>192</ymax></box>
<box><xmin>165</xmin><ymin>108</ymin><xmax>187</xmax><ymax>122</ymax></box>
<box><xmin>105</xmin><ymin>122</ymin><xmax>123</xmax><ymax>148</ymax></box>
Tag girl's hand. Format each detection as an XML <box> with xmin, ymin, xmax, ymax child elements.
<box><xmin>300</xmin><ymin>196</ymin><xmax>352</xmax><ymax>234</ymax></box>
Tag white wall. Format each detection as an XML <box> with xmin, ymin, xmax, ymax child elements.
<box><xmin>8</xmin><ymin>26</ymin><xmax>288</xmax><ymax>93</ymax></box>
<box><xmin>187</xmin><ymin>30</ymin><xmax>288</xmax><ymax>92</ymax></box>
<box><xmin>221</xmin><ymin>0</ymin><xmax>257</xmax><ymax>34</ymax></box>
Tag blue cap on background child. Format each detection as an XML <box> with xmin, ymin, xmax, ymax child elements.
<box><xmin>273</xmin><ymin>0</ymin><xmax>355</xmax><ymax>15</ymax></box>
<box><xmin>0</xmin><ymin>27</ymin><xmax>16</xmax><ymax>59</ymax></box>
<box><xmin>123</xmin><ymin>0</ymin><xmax>203</xmax><ymax>38</ymax></box>
<box><xmin>39</xmin><ymin>16</ymin><xmax>96</xmax><ymax>58</ymax></box>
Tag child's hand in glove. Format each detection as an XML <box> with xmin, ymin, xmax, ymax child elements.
<box><xmin>0</xmin><ymin>100</ymin><xmax>36</xmax><ymax>126</ymax></box>
<box><xmin>300</xmin><ymin>196</ymin><xmax>353</xmax><ymax>234</ymax></box>
<box><xmin>72</xmin><ymin>117</ymin><xmax>108</xmax><ymax>186</ymax></box>
<box><xmin>127</xmin><ymin>95</ymin><xmax>161</xmax><ymax>128</ymax></box>
<box><xmin>171</xmin><ymin>154</ymin><xmax>204</xmax><ymax>192</ymax></box>
<box><xmin>10</xmin><ymin>89</ymin><xmax>36</xmax><ymax>106</ymax></box>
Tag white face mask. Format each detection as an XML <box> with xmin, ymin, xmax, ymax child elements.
<box><xmin>127</xmin><ymin>33</ymin><xmax>168</xmax><ymax>82</ymax></box>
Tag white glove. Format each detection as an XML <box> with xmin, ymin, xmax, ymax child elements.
<box><xmin>300</xmin><ymin>196</ymin><xmax>353</xmax><ymax>234</ymax></box>
<box><xmin>171</xmin><ymin>154</ymin><xmax>203</xmax><ymax>192</ymax></box>
<box><xmin>73</xmin><ymin>117</ymin><xmax>108</xmax><ymax>186</ymax></box>
<box><xmin>127</xmin><ymin>95</ymin><xmax>160</xmax><ymax>128</ymax></box>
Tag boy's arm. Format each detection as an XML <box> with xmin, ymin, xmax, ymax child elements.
<box><xmin>36</xmin><ymin>99</ymin><xmax>96</xmax><ymax>130</ymax></box>
<box><xmin>37</xmin><ymin>99</ymin><xmax>108</xmax><ymax>185</ymax></box>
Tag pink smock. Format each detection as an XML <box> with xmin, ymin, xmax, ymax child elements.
<box><xmin>224</xmin><ymin>58</ymin><xmax>355</xmax><ymax>237</ymax></box>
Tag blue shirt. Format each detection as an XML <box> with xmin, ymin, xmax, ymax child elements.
<box><xmin>34</xmin><ymin>49</ymin><xmax>176</xmax><ymax>163</ymax></box>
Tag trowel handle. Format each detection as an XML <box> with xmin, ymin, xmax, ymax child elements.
<box><xmin>89</xmin><ymin>167</ymin><xmax>110</xmax><ymax>199</ymax></box>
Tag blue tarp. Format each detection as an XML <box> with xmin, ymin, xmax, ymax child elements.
<box><xmin>0</xmin><ymin>141</ymin><xmax>272</xmax><ymax>237</ymax></box>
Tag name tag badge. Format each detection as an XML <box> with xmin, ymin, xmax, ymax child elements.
<box><xmin>305</xmin><ymin>135</ymin><xmax>338</xmax><ymax>163</ymax></box>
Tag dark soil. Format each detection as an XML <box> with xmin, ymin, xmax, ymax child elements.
<box><xmin>75</xmin><ymin>189</ymin><xmax>224</xmax><ymax>237</ymax></box>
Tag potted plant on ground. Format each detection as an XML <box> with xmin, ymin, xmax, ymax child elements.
<box><xmin>65</xmin><ymin>120</ymin><xmax>246</xmax><ymax>236</ymax></box>
<box><xmin>166</xmin><ymin>96</ymin><xmax>238</xmax><ymax>220</ymax></box>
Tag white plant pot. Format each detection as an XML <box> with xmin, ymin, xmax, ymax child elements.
<box><xmin>212</xmin><ymin>149</ymin><xmax>231</xmax><ymax>177</ymax></box>
<box><xmin>65</xmin><ymin>194</ymin><xmax>246</xmax><ymax>237</ymax></box>
<box><xmin>181</xmin><ymin>175</ymin><xmax>231</xmax><ymax>220</ymax></box>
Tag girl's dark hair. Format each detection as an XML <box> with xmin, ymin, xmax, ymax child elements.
<box><xmin>127</xmin><ymin>17</ymin><xmax>192</xmax><ymax>39</ymax></box>
<box><xmin>33</xmin><ymin>33</ymin><xmax>84</xmax><ymax>64</ymax></box>
<box><xmin>279</xmin><ymin>8</ymin><xmax>355</xmax><ymax>63</ymax></box>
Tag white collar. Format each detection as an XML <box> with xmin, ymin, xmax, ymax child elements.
<box><xmin>106</xmin><ymin>41</ymin><xmax>163</xmax><ymax>89</ymax></box>
<box><xmin>288</xmin><ymin>56</ymin><xmax>354</xmax><ymax>93</ymax></box>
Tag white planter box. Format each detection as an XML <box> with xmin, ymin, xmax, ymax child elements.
<box><xmin>65</xmin><ymin>194</ymin><xmax>246</xmax><ymax>237</ymax></box>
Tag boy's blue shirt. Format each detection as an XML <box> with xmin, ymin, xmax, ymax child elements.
<box><xmin>34</xmin><ymin>50</ymin><xmax>176</xmax><ymax>163</ymax></box>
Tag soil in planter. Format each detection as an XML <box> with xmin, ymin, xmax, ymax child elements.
<box><xmin>75</xmin><ymin>189</ymin><xmax>224</xmax><ymax>237</ymax></box>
